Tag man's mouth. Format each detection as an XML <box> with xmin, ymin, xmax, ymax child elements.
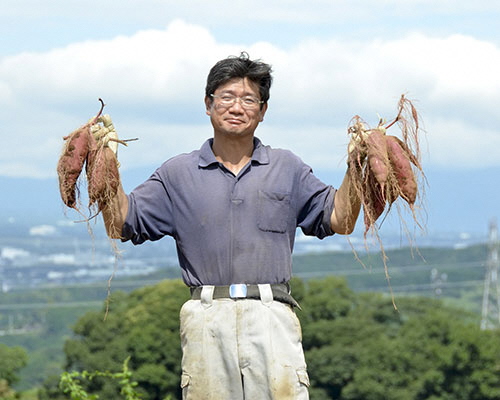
<box><xmin>225</xmin><ymin>118</ymin><xmax>244</xmax><ymax>125</ymax></box>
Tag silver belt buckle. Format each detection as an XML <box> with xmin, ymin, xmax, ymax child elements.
<box><xmin>229</xmin><ymin>284</ymin><xmax>247</xmax><ymax>298</ymax></box>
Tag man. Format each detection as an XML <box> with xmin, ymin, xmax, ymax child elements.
<box><xmin>100</xmin><ymin>52</ymin><xmax>361</xmax><ymax>399</ymax></box>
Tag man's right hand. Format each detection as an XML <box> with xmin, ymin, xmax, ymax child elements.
<box><xmin>90</xmin><ymin>114</ymin><xmax>121</xmax><ymax>156</ymax></box>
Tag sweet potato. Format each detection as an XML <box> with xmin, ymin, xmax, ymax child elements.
<box><xmin>56</xmin><ymin>123</ymin><xmax>91</xmax><ymax>208</ymax></box>
<box><xmin>391</xmin><ymin>135</ymin><xmax>422</xmax><ymax>171</ymax></box>
<box><xmin>386</xmin><ymin>135</ymin><xmax>417</xmax><ymax>206</ymax></box>
<box><xmin>363</xmin><ymin>170</ymin><xmax>386</xmax><ymax>234</ymax></box>
<box><xmin>365</xmin><ymin>128</ymin><xmax>389</xmax><ymax>193</ymax></box>
<box><xmin>86</xmin><ymin>134</ymin><xmax>120</xmax><ymax>210</ymax></box>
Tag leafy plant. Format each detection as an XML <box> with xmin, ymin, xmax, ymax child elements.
<box><xmin>59</xmin><ymin>357</ymin><xmax>141</xmax><ymax>400</ymax></box>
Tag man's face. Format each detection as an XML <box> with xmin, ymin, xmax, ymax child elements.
<box><xmin>205</xmin><ymin>77</ymin><xmax>268</xmax><ymax>139</ymax></box>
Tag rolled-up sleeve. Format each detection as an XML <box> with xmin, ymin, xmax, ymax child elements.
<box><xmin>295</xmin><ymin>164</ymin><xmax>336</xmax><ymax>239</ymax></box>
<box><xmin>121</xmin><ymin>167</ymin><xmax>175</xmax><ymax>245</ymax></box>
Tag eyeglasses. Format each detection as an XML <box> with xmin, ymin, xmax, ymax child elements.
<box><xmin>210</xmin><ymin>93</ymin><xmax>264</xmax><ymax>109</ymax></box>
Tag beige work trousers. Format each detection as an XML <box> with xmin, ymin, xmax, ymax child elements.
<box><xmin>179</xmin><ymin>285</ymin><xmax>310</xmax><ymax>400</ymax></box>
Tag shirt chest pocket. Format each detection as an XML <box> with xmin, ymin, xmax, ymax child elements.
<box><xmin>257</xmin><ymin>190</ymin><xmax>292</xmax><ymax>233</ymax></box>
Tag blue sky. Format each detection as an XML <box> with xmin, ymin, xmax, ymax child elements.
<box><xmin>1</xmin><ymin>1</ymin><xmax>499</xmax><ymax>239</ymax></box>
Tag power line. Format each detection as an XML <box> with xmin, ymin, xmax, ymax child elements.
<box><xmin>295</xmin><ymin>260</ymin><xmax>486</xmax><ymax>279</ymax></box>
<box><xmin>368</xmin><ymin>280</ymin><xmax>484</xmax><ymax>293</ymax></box>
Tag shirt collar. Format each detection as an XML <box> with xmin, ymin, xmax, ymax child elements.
<box><xmin>198</xmin><ymin>137</ymin><xmax>270</xmax><ymax>168</ymax></box>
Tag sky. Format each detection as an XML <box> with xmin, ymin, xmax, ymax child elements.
<box><xmin>1</xmin><ymin>0</ymin><xmax>500</xmax><ymax>238</ymax></box>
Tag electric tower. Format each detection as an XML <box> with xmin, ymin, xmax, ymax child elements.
<box><xmin>480</xmin><ymin>219</ymin><xmax>500</xmax><ymax>330</ymax></box>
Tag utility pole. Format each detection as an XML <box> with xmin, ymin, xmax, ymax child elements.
<box><xmin>430</xmin><ymin>268</ymin><xmax>447</xmax><ymax>297</ymax></box>
<box><xmin>0</xmin><ymin>265</ymin><xmax>5</xmax><ymax>293</ymax></box>
<box><xmin>480</xmin><ymin>219</ymin><xmax>500</xmax><ymax>330</ymax></box>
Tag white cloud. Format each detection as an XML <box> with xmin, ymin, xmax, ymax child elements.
<box><xmin>268</xmin><ymin>33</ymin><xmax>500</xmax><ymax>121</ymax></box>
<box><xmin>1</xmin><ymin>20</ymin><xmax>500</xmax><ymax>178</ymax></box>
<box><xmin>40</xmin><ymin>253</ymin><xmax>75</xmax><ymax>265</ymax></box>
<box><xmin>1</xmin><ymin>247</ymin><xmax>30</xmax><ymax>259</ymax></box>
<box><xmin>29</xmin><ymin>224</ymin><xmax>57</xmax><ymax>236</ymax></box>
<box><xmin>1</xmin><ymin>20</ymin><xmax>221</xmax><ymax>105</ymax></box>
<box><xmin>425</xmin><ymin>117</ymin><xmax>500</xmax><ymax>168</ymax></box>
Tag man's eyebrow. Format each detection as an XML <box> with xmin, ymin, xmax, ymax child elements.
<box><xmin>218</xmin><ymin>89</ymin><xmax>259</xmax><ymax>97</ymax></box>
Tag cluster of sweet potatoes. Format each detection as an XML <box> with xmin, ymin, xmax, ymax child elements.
<box><xmin>57</xmin><ymin>99</ymin><xmax>120</xmax><ymax>215</ymax></box>
<box><xmin>347</xmin><ymin>95</ymin><xmax>425</xmax><ymax>235</ymax></box>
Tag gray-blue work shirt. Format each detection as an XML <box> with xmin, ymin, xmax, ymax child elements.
<box><xmin>122</xmin><ymin>137</ymin><xmax>336</xmax><ymax>287</ymax></box>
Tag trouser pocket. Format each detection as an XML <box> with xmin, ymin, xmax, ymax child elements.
<box><xmin>297</xmin><ymin>368</ymin><xmax>310</xmax><ymax>388</ymax></box>
<box><xmin>180</xmin><ymin>373</ymin><xmax>191</xmax><ymax>399</ymax></box>
<box><xmin>180</xmin><ymin>373</ymin><xmax>190</xmax><ymax>389</ymax></box>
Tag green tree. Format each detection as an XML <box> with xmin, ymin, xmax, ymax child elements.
<box><xmin>298</xmin><ymin>277</ymin><xmax>500</xmax><ymax>400</ymax></box>
<box><xmin>0</xmin><ymin>343</ymin><xmax>28</xmax><ymax>387</ymax></box>
<box><xmin>0</xmin><ymin>343</ymin><xmax>28</xmax><ymax>400</ymax></box>
<box><xmin>40</xmin><ymin>280</ymin><xmax>189</xmax><ymax>400</ymax></box>
<box><xmin>397</xmin><ymin>309</ymin><xmax>500</xmax><ymax>400</ymax></box>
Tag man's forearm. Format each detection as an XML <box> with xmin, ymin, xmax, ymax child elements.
<box><xmin>330</xmin><ymin>166</ymin><xmax>362</xmax><ymax>234</ymax></box>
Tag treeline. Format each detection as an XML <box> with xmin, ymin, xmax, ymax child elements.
<box><xmin>293</xmin><ymin>244</ymin><xmax>488</xmax><ymax>306</ymax></box>
<box><xmin>2</xmin><ymin>276</ymin><xmax>494</xmax><ymax>400</ymax></box>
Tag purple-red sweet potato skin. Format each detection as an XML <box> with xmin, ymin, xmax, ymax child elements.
<box><xmin>366</xmin><ymin>129</ymin><xmax>389</xmax><ymax>189</ymax></box>
<box><xmin>86</xmin><ymin>134</ymin><xmax>120</xmax><ymax>208</ymax></box>
<box><xmin>363</xmin><ymin>170</ymin><xmax>386</xmax><ymax>232</ymax></box>
<box><xmin>386</xmin><ymin>135</ymin><xmax>417</xmax><ymax>205</ymax></box>
<box><xmin>57</xmin><ymin>123</ymin><xmax>91</xmax><ymax>208</ymax></box>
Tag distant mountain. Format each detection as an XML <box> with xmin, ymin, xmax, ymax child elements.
<box><xmin>314</xmin><ymin>166</ymin><xmax>498</xmax><ymax>239</ymax></box>
<box><xmin>0</xmin><ymin>168</ymin><xmax>153</xmax><ymax>226</ymax></box>
<box><xmin>1</xmin><ymin>166</ymin><xmax>498</xmax><ymax>239</ymax></box>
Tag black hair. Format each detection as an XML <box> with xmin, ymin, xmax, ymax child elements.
<box><xmin>205</xmin><ymin>52</ymin><xmax>273</xmax><ymax>106</ymax></box>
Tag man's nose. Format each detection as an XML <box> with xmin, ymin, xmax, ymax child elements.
<box><xmin>228</xmin><ymin>98</ymin><xmax>245</xmax><ymax>112</ymax></box>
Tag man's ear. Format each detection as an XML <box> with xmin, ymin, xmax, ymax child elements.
<box><xmin>205</xmin><ymin>96</ymin><xmax>212</xmax><ymax>116</ymax></box>
<box><xmin>259</xmin><ymin>103</ymin><xmax>268</xmax><ymax>122</ymax></box>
